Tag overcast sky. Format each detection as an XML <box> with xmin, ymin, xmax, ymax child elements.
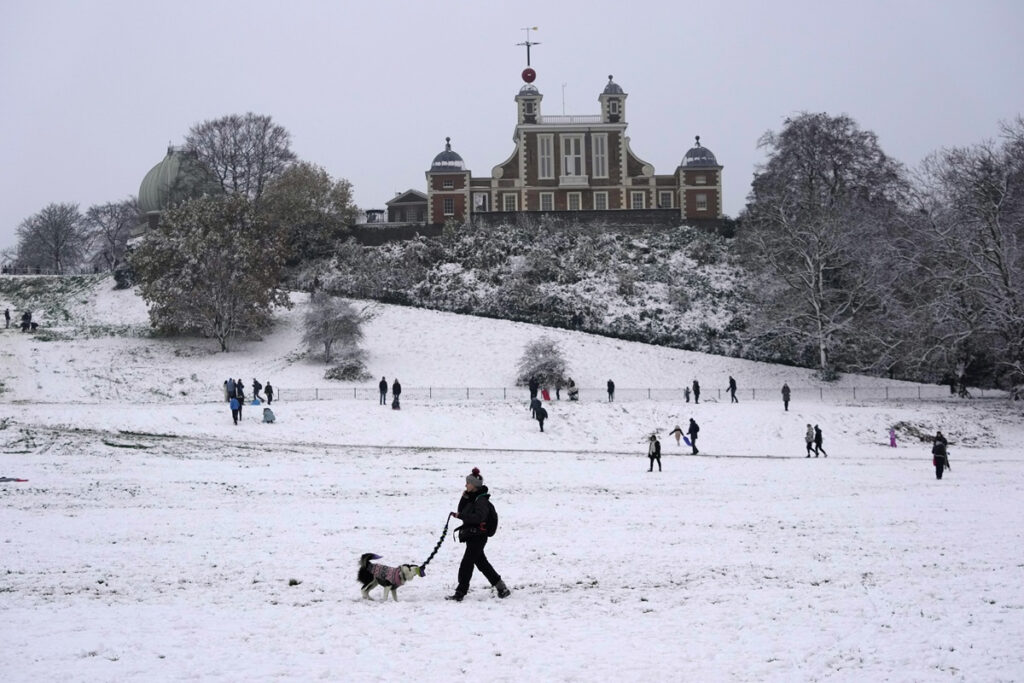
<box><xmin>2</xmin><ymin>0</ymin><xmax>1022</xmax><ymax>253</ymax></box>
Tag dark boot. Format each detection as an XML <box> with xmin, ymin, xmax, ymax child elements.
<box><xmin>446</xmin><ymin>591</ymin><xmax>465</xmax><ymax>602</ymax></box>
<box><xmin>495</xmin><ymin>580</ymin><xmax>511</xmax><ymax>598</ymax></box>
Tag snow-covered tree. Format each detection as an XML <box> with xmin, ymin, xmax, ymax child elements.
<box><xmin>904</xmin><ymin>116</ymin><xmax>1024</xmax><ymax>387</ymax></box>
<box><xmin>515</xmin><ymin>336</ymin><xmax>569</xmax><ymax>388</ymax></box>
<box><xmin>302</xmin><ymin>296</ymin><xmax>370</xmax><ymax>363</ymax></box>
<box><xmin>740</xmin><ymin>112</ymin><xmax>908</xmax><ymax>375</ymax></box>
<box><xmin>130</xmin><ymin>195</ymin><xmax>291</xmax><ymax>351</ymax></box>
<box><xmin>15</xmin><ymin>202</ymin><xmax>88</xmax><ymax>273</ymax></box>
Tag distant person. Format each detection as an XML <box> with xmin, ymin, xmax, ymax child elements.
<box><xmin>692</xmin><ymin>380</ymin><xmax>701</xmax><ymax>404</ymax></box>
<box><xmin>392</xmin><ymin>378</ymin><xmax>402</xmax><ymax>410</ymax></box>
<box><xmin>235</xmin><ymin>381</ymin><xmax>245</xmax><ymax>420</ymax></box>
<box><xmin>4</xmin><ymin>308</ymin><xmax>9</xmax><ymax>328</ymax></box>
<box><xmin>530</xmin><ymin>395</ymin><xmax>542</xmax><ymax>419</ymax></box>
<box><xmin>813</xmin><ymin>425</ymin><xmax>828</xmax><ymax>457</ymax></box>
<box><xmin>567</xmin><ymin>378</ymin><xmax>579</xmax><ymax>402</ymax></box>
<box><xmin>252</xmin><ymin>378</ymin><xmax>264</xmax><ymax>402</ymax></box>
<box><xmin>781</xmin><ymin>383</ymin><xmax>791</xmax><ymax>411</ymax></box>
<box><xmin>379</xmin><ymin>377</ymin><xmax>388</xmax><ymax>405</ymax></box>
<box><xmin>684</xmin><ymin>386</ymin><xmax>691</xmax><ymax>403</ymax></box>
<box><xmin>889</xmin><ymin>428</ymin><xmax>897</xmax><ymax>448</ymax></box>
<box><xmin>607</xmin><ymin>379</ymin><xmax>615</xmax><ymax>402</ymax></box>
<box><xmin>647</xmin><ymin>434</ymin><xmax>662</xmax><ymax>472</ymax></box>
<box><xmin>687</xmin><ymin>418</ymin><xmax>700</xmax><ymax>455</ymax></box>
<box><xmin>229</xmin><ymin>396</ymin><xmax>241</xmax><ymax>425</ymax></box>
<box><xmin>265</xmin><ymin>382</ymin><xmax>274</xmax><ymax>405</ymax></box>
<box><xmin>668</xmin><ymin>424</ymin><xmax>684</xmax><ymax>446</ymax></box>
<box><xmin>805</xmin><ymin>424</ymin><xmax>815</xmax><ymax>457</ymax></box>
<box><xmin>528</xmin><ymin>377</ymin><xmax>539</xmax><ymax>400</ymax></box>
<box><xmin>727</xmin><ymin>376</ymin><xmax>738</xmax><ymax>403</ymax></box>
<box><xmin>536</xmin><ymin>404</ymin><xmax>548</xmax><ymax>432</ymax></box>
<box><xmin>932</xmin><ymin>431</ymin><xmax>950</xmax><ymax>480</ymax></box>
<box><xmin>226</xmin><ymin>378</ymin><xmax>236</xmax><ymax>401</ymax></box>
<box><xmin>262</xmin><ymin>407</ymin><xmax>275</xmax><ymax>423</ymax></box>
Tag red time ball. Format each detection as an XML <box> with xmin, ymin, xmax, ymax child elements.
<box><xmin>522</xmin><ymin>68</ymin><xmax>536</xmax><ymax>83</ymax></box>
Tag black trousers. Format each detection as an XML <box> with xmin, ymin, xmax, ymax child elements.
<box><xmin>379</xmin><ymin>391</ymin><xmax>386</xmax><ymax>405</ymax></box>
<box><xmin>648</xmin><ymin>455</ymin><xmax>661</xmax><ymax>471</ymax></box>
<box><xmin>934</xmin><ymin>456</ymin><xmax>946</xmax><ymax>479</ymax></box>
<box><xmin>456</xmin><ymin>537</ymin><xmax>501</xmax><ymax>595</ymax></box>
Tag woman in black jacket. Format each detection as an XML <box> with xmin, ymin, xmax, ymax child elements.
<box><xmin>447</xmin><ymin>468</ymin><xmax>510</xmax><ymax>601</ymax></box>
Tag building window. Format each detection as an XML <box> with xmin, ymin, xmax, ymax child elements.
<box><xmin>524</xmin><ymin>101</ymin><xmax>535</xmax><ymax>115</ymax></box>
<box><xmin>538</xmin><ymin>134</ymin><xmax>554</xmax><ymax>179</ymax></box>
<box><xmin>503</xmin><ymin>193</ymin><xmax>518</xmax><ymax>211</ymax></box>
<box><xmin>594</xmin><ymin>191</ymin><xmax>608</xmax><ymax>210</ymax></box>
<box><xmin>630</xmin><ymin>191</ymin><xmax>646</xmax><ymax>209</ymax></box>
<box><xmin>561</xmin><ymin>135</ymin><xmax>584</xmax><ymax>176</ymax></box>
<box><xmin>540</xmin><ymin>192</ymin><xmax>554</xmax><ymax>211</ymax></box>
<box><xmin>696</xmin><ymin>193</ymin><xmax>708</xmax><ymax>211</ymax></box>
<box><xmin>568</xmin><ymin>192</ymin><xmax>582</xmax><ymax>211</ymax></box>
<box><xmin>609</xmin><ymin>100</ymin><xmax>620</xmax><ymax>115</ymax></box>
<box><xmin>695</xmin><ymin>175</ymin><xmax>707</xmax><ymax>185</ymax></box>
<box><xmin>443</xmin><ymin>179</ymin><xmax>454</xmax><ymax>190</ymax></box>
<box><xmin>473</xmin><ymin>193</ymin><xmax>490</xmax><ymax>212</ymax></box>
<box><xmin>659</xmin><ymin>191</ymin><xmax>673</xmax><ymax>208</ymax></box>
<box><xmin>443</xmin><ymin>198</ymin><xmax>455</xmax><ymax>216</ymax></box>
<box><xmin>592</xmin><ymin>134</ymin><xmax>608</xmax><ymax>178</ymax></box>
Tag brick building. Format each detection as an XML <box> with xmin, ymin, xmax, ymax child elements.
<box><xmin>426</xmin><ymin>74</ymin><xmax>722</xmax><ymax>226</ymax></box>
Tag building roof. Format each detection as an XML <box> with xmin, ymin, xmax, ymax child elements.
<box><xmin>138</xmin><ymin>146</ymin><xmax>218</xmax><ymax>214</ymax></box>
<box><xmin>602</xmin><ymin>74</ymin><xmax>625</xmax><ymax>95</ymax></box>
<box><xmin>430</xmin><ymin>137</ymin><xmax>466</xmax><ymax>172</ymax></box>
<box><xmin>682</xmin><ymin>136</ymin><xmax>719</xmax><ymax>167</ymax></box>
<box><xmin>518</xmin><ymin>83</ymin><xmax>540</xmax><ymax>96</ymax></box>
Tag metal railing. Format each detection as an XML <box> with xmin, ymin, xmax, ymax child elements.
<box><xmin>251</xmin><ymin>384</ymin><xmax>1005</xmax><ymax>404</ymax></box>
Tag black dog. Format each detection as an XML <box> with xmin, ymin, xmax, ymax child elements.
<box><xmin>358</xmin><ymin>553</ymin><xmax>421</xmax><ymax>601</ymax></box>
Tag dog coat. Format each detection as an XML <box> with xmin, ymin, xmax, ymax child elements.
<box><xmin>369</xmin><ymin>562</ymin><xmax>407</xmax><ymax>587</ymax></box>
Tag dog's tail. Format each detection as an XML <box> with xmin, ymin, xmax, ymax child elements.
<box><xmin>359</xmin><ymin>553</ymin><xmax>382</xmax><ymax>569</ymax></box>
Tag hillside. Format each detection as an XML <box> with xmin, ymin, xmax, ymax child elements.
<box><xmin>3</xmin><ymin>273</ymin><xmax>1024</xmax><ymax>681</ymax></box>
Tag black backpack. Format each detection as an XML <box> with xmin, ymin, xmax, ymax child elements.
<box><xmin>486</xmin><ymin>504</ymin><xmax>499</xmax><ymax>537</ymax></box>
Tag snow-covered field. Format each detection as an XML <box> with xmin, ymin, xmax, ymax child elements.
<box><xmin>2</xmin><ymin>276</ymin><xmax>1023</xmax><ymax>681</ymax></box>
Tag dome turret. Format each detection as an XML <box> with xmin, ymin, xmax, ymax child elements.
<box><xmin>430</xmin><ymin>137</ymin><xmax>466</xmax><ymax>171</ymax></box>
<box><xmin>603</xmin><ymin>75</ymin><xmax>625</xmax><ymax>95</ymax></box>
<box><xmin>682</xmin><ymin>136</ymin><xmax>718</xmax><ymax>167</ymax></box>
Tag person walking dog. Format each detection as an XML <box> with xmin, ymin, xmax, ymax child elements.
<box><xmin>447</xmin><ymin>468</ymin><xmax>510</xmax><ymax>601</ymax></box>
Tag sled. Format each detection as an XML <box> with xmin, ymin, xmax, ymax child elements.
<box><xmin>541</xmin><ymin>389</ymin><xmax>551</xmax><ymax>401</ymax></box>
<box><xmin>683</xmin><ymin>436</ymin><xmax>692</xmax><ymax>446</ymax></box>
<box><xmin>251</xmin><ymin>398</ymin><xmax>261</xmax><ymax>406</ymax></box>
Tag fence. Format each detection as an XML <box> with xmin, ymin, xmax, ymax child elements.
<box><xmin>258</xmin><ymin>384</ymin><xmax>1006</xmax><ymax>404</ymax></box>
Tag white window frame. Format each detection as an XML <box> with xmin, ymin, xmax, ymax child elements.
<box><xmin>592</xmin><ymin>134</ymin><xmax>608</xmax><ymax>178</ymax></box>
<box><xmin>442</xmin><ymin>179</ymin><xmax>454</xmax><ymax>190</ymax></box>
<box><xmin>593</xmin><ymin>191</ymin><xmax>608</xmax><ymax>210</ymax></box>
<box><xmin>659</xmin><ymin>191</ymin><xmax>673</xmax><ymax>209</ymax></box>
<box><xmin>696</xmin><ymin>193</ymin><xmax>708</xmax><ymax>211</ymax></box>
<box><xmin>630</xmin><ymin>191</ymin><xmax>646</xmax><ymax>209</ymax></box>
<box><xmin>609</xmin><ymin>100</ymin><xmax>620</xmax><ymax>115</ymax></box>
<box><xmin>443</xmin><ymin>198</ymin><xmax>455</xmax><ymax>216</ymax></box>
<box><xmin>473</xmin><ymin>192</ymin><xmax>489</xmax><ymax>212</ymax></box>
<box><xmin>503</xmin><ymin>193</ymin><xmax>519</xmax><ymax>212</ymax></box>
<box><xmin>538</xmin><ymin>134</ymin><xmax>554</xmax><ymax>179</ymax></box>
<box><xmin>567</xmin><ymin>192</ymin><xmax>582</xmax><ymax>211</ymax></box>
<box><xmin>561</xmin><ymin>134</ymin><xmax>585</xmax><ymax>177</ymax></box>
<box><xmin>695</xmin><ymin>175</ymin><xmax>707</xmax><ymax>185</ymax></box>
<box><xmin>539</xmin><ymin>192</ymin><xmax>554</xmax><ymax>212</ymax></box>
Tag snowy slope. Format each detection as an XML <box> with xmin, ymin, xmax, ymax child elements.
<box><xmin>1</xmin><ymin>275</ymin><xmax>1023</xmax><ymax>682</ymax></box>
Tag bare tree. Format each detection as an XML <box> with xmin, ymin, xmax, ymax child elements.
<box><xmin>15</xmin><ymin>202</ymin><xmax>88</xmax><ymax>273</ymax></box>
<box><xmin>185</xmin><ymin>113</ymin><xmax>296</xmax><ymax>204</ymax></box>
<box><xmin>85</xmin><ymin>198</ymin><xmax>138</xmax><ymax>271</ymax></box>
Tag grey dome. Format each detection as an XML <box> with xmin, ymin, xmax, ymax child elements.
<box><xmin>430</xmin><ymin>137</ymin><xmax>466</xmax><ymax>171</ymax></box>
<box><xmin>138</xmin><ymin>146</ymin><xmax>219</xmax><ymax>214</ymax></box>
<box><xmin>603</xmin><ymin>74</ymin><xmax>624</xmax><ymax>95</ymax></box>
<box><xmin>683</xmin><ymin>136</ymin><xmax>718</xmax><ymax>167</ymax></box>
<box><xmin>519</xmin><ymin>83</ymin><xmax>540</xmax><ymax>95</ymax></box>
